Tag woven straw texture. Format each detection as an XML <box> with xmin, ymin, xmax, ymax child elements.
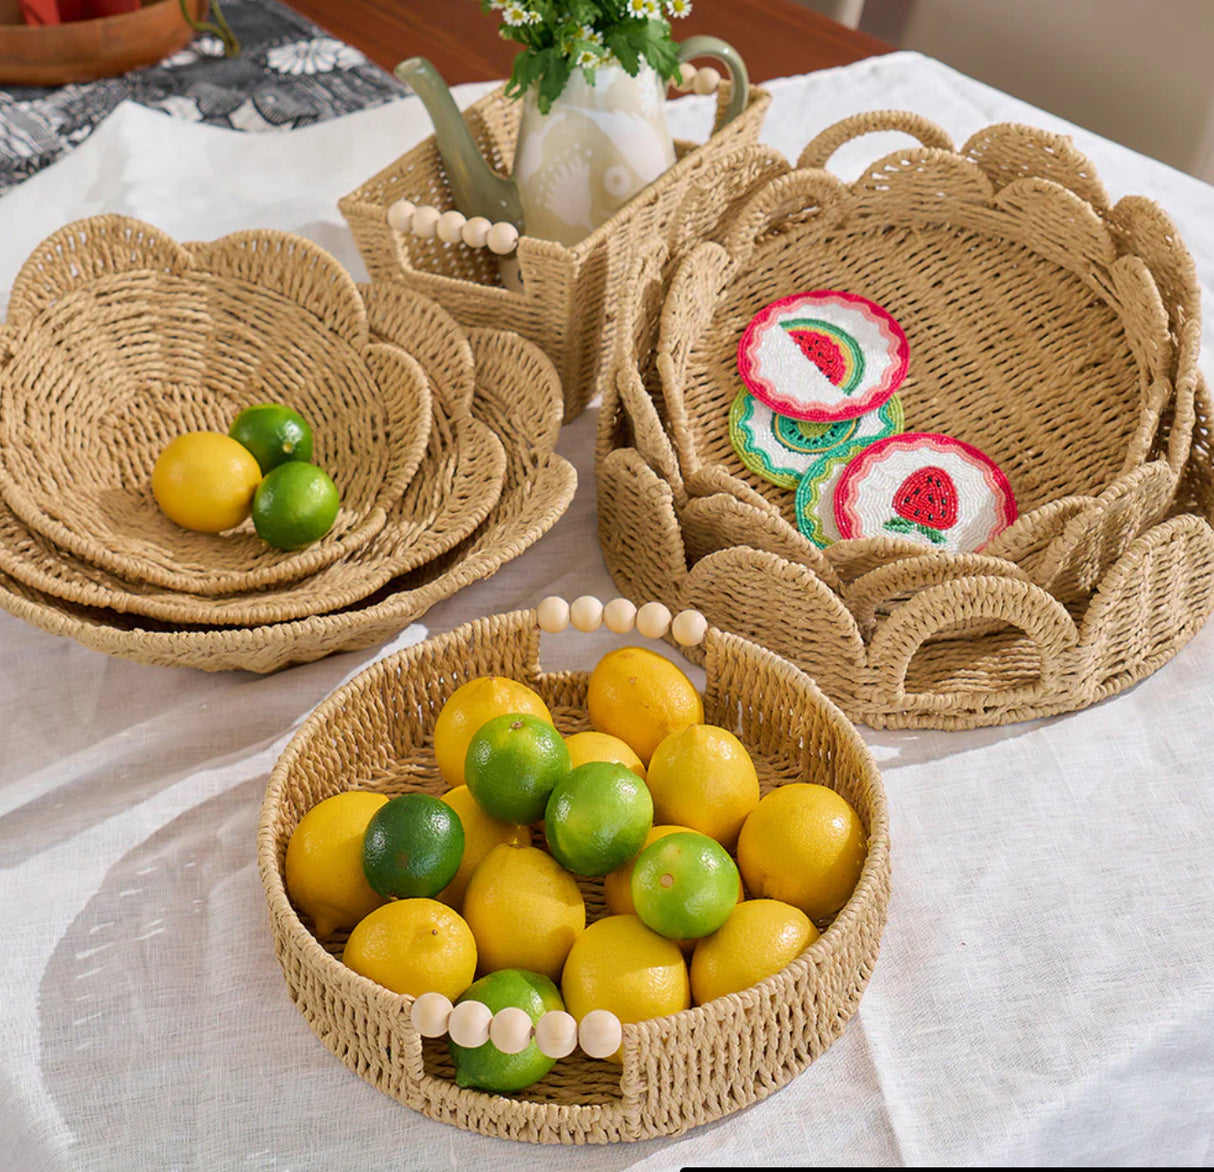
<box><xmin>257</xmin><ymin>608</ymin><xmax>890</xmax><ymax>1143</ymax></box>
<box><xmin>0</xmin><ymin>217</ymin><xmax>436</xmax><ymax>596</ymax></box>
<box><xmin>338</xmin><ymin>82</ymin><xmax>771</xmax><ymax>421</ymax></box>
<box><xmin>597</xmin><ymin>114</ymin><xmax>1214</xmax><ymax>729</ymax></box>
<box><xmin>0</xmin><ymin>322</ymin><xmax>576</xmax><ymax>672</ymax></box>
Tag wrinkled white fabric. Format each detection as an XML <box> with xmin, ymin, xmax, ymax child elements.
<box><xmin>1</xmin><ymin>52</ymin><xmax>1212</xmax><ymax>1169</ymax></box>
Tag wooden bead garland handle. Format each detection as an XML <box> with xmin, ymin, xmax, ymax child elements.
<box><xmin>406</xmin><ymin>596</ymin><xmax>707</xmax><ymax>1063</ymax></box>
<box><xmin>797</xmin><ymin>110</ymin><xmax>954</xmax><ymax>172</ymax></box>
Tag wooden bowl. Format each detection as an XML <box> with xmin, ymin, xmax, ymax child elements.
<box><xmin>0</xmin><ymin>0</ymin><xmax>205</xmax><ymax>86</ymax></box>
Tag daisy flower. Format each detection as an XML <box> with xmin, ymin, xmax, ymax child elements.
<box><xmin>667</xmin><ymin>0</ymin><xmax>693</xmax><ymax>15</ymax></box>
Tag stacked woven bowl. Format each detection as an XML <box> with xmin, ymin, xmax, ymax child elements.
<box><xmin>0</xmin><ymin>215</ymin><xmax>575</xmax><ymax>672</ymax></box>
<box><xmin>597</xmin><ymin>115</ymin><xmax>1214</xmax><ymax>728</ymax></box>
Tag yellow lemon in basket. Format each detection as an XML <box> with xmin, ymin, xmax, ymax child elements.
<box><xmin>343</xmin><ymin>898</ymin><xmax>476</xmax><ymax>1000</ymax></box>
<box><xmin>561</xmin><ymin>915</ymin><xmax>691</xmax><ymax>1062</ymax></box>
<box><xmin>151</xmin><ymin>431</ymin><xmax>262</xmax><ymax>533</ymax></box>
<box><xmin>737</xmin><ymin>784</ymin><xmax>868</xmax><ymax>923</ymax></box>
<box><xmin>462</xmin><ymin>843</ymin><xmax>585</xmax><ymax>982</ymax></box>
<box><xmin>438</xmin><ymin>785</ymin><xmax>531</xmax><ymax>911</ymax></box>
<box><xmin>564</xmin><ymin>730</ymin><xmax>647</xmax><ymax>781</ymax></box>
<box><xmin>433</xmin><ymin>676</ymin><xmax>554</xmax><ymax>788</ymax></box>
<box><xmin>646</xmin><ymin>724</ymin><xmax>760</xmax><ymax>851</ymax></box>
<box><xmin>284</xmin><ymin>790</ymin><xmax>388</xmax><ymax>940</ymax></box>
<box><xmin>586</xmin><ymin>646</ymin><xmax>704</xmax><ymax>765</ymax></box>
<box><xmin>690</xmin><ymin>899</ymin><xmax>818</xmax><ymax>1007</ymax></box>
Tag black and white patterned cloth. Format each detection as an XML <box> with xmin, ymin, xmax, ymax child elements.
<box><xmin>0</xmin><ymin>0</ymin><xmax>406</xmax><ymax>197</ymax></box>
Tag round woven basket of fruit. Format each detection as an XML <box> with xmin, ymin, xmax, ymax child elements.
<box><xmin>258</xmin><ymin>598</ymin><xmax>891</xmax><ymax>1144</ymax></box>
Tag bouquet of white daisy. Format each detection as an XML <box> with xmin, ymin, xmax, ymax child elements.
<box><xmin>482</xmin><ymin>0</ymin><xmax>694</xmax><ymax>113</ymax></box>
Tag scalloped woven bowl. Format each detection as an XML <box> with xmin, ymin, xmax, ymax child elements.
<box><xmin>0</xmin><ymin>284</ymin><xmax>506</xmax><ymax>627</ymax></box>
<box><xmin>596</xmin><ymin>114</ymin><xmax>1214</xmax><ymax>729</ymax></box>
<box><xmin>0</xmin><ymin>217</ymin><xmax>433</xmax><ymax>597</ymax></box>
<box><xmin>257</xmin><ymin>608</ymin><xmax>890</xmax><ymax>1144</ymax></box>
<box><xmin>0</xmin><ymin>326</ymin><xmax>576</xmax><ymax>672</ymax></box>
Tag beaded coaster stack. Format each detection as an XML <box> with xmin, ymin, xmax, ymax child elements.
<box><xmin>258</xmin><ymin>601</ymin><xmax>890</xmax><ymax>1143</ymax></box>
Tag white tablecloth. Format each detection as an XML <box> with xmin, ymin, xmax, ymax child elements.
<box><xmin>2</xmin><ymin>51</ymin><xmax>1213</xmax><ymax>1169</ymax></box>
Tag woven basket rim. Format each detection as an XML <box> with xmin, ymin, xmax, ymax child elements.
<box><xmin>257</xmin><ymin>608</ymin><xmax>891</xmax><ymax>1142</ymax></box>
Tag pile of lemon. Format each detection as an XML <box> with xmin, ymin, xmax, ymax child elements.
<box><xmin>152</xmin><ymin>404</ymin><xmax>340</xmax><ymax>549</ymax></box>
<box><xmin>285</xmin><ymin>645</ymin><xmax>868</xmax><ymax>1094</ymax></box>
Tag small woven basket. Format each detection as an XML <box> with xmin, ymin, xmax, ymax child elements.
<box><xmin>0</xmin><ymin>216</ymin><xmax>434</xmax><ymax>597</ymax></box>
<box><xmin>338</xmin><ymin>82</ymin><xmax>771</xmax><ymax>422</ymax></box>
<box><xmin>597</xmin><ymin>114</ymin><xmax>1214</xmax><ymax>729</ymax></box>
<box><xmin>258</xmin><ymin>606</ymin><xmax>890</xmax><ymax>1144</ymax></box>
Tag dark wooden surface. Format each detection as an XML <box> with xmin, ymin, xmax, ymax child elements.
<box><xmin>286</xmin><ymin>0</ymin><xmax>888</xmax><ymax>85</ymax></box>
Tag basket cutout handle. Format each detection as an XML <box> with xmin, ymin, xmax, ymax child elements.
<box><xmin>722</xmin><ymin>169</ymin><xmax>850</xmax><ymax>268</ymax></box>
<box><xmin>797</xmin><ymin>111</ymin><xmax>953</xmax><ymax>173</ymax></box>
<box><xmin>845</xmin><ymin>553</ymin><xmax>1031</xmax><ymax>640</ymax></box>
<box><xmin>865</xmin><ymin>575</ymin><xmax>1078</xmax><ymax>713</ymax></box>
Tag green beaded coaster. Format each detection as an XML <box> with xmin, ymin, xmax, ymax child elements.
<box><xmin>729</xmin><ymin>391</ymin><xmax>904</xmax><ymax>489</ymax></box>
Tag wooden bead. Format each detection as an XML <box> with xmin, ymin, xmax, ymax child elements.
<box><xmin>675</xmin><ymin>62</ymin><xmax>697</xmax><ymax>92</ymax></box>
<box><xmin>671</xmin><ymin>609</ymin><xmax>708</xmax><ymax>647</ymax></box>
<box><xmin>447</xmin><ymin>1000</ymin><xmax>492</xmax><ymax>1048</ymax></box>
<box><xmin>489</xmin><ymin>1006</ymin><xmax>534</xmax><ymax>1055</ymax></box>
<box><xmin>410</xmin><ymin>991</ymin><xmax>453</xmax><ymax>1038</ymax></box>
<box><xmin>437</xmin><ymin>209</ymin><xmax>468</xmax><ymax>243</ymax></box>
<box><xmin>387</xmin><ymin>199</ymin><xmax>416</xmax><ymax>232</ymax></box>
<box><xmin>636</xmin><ymin>601</ymin><xmax>672</xmax><ymax>640</ymax></box>
<box><xmin>411</xmin><ymin>205</ymin><xmax>441</xmax><ymax>240</ymax></box>
<box><xmin>486</xmin><ymin>221</ymin><xmax>520</xmax><ymax>255</ymax></box>
<box><xmin>578</xmin><ymin>1009</ymin><xmax>623</xmax><ymax>1060</ymax></box>
<box><xmin>570</xmin><ymin>595</ymin><xmax>604</xmax><ymax>633</ymax></box>
<box><xmin>534</xmin><ymin>1010</ymin><xmax>579</xmax><ymax>1059</ymax></box>
<box><xmin>603</xmin><ymin>598</ymin><xmax>637</xmax><ymax>635</ymax></box>
<box><xmin>693</xmin><ymin>66</ymin><xmax>721</xmax><ymax>95</ymax></box>
<box><xmin>537</xmin><ymin>596</ymin><xmax>570</xmax><ymax>634</ymax></box>
<box><xmin>462</xmin><ymin>215</ymin><xmax>492</xmax><ymax>249</ymax></box>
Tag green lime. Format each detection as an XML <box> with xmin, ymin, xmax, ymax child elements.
<box><xmin>229</xmin><ymin>403</ymin><xmax>314</xmax><ymax>475</ymax></box>
<box><xmin>252</xmin><ymin>461</ymin><xmax>340</xmax><ymax>550</ymax></box>
<box><xmin>449</xmin><ymin>968</ymin><xmax>564</xmax><ymax>1093</ymax></box>
<box><xmin>630</xmin><ymin>831</ymin><xmax>739</xmax><ymax>941</ymax></box>
<box><xmin>544</xmin><ymin>761</ymin><xmax>653</xmax><ymax>877</ymax></box>
<box><xmin>464</xmin><ymin>713</ymin><xmax>570</xmax><ymax>824</ymax></box>
<box><xmin>362</xmin><ymin>793</ymin><xmax>465</xmax><ymax>900</ymax></box>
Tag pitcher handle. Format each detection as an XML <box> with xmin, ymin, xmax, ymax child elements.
<box><xmin>675</xmin><ymin>36</ymin><xmax>750</xmax><ymax>129</ymax></box>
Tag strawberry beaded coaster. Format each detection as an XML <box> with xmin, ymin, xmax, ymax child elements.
<box><xmin>737</xmin><ymin>290</ymin><xmax>909</xmax><ymax>423</ymax></box>
<box><xmin>833</xmin><ymin>432</ymin><xmax>1017</xmax><ymax>552</ymax></box>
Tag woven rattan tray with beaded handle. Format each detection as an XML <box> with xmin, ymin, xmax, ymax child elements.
<box><xmin>596</xmin><ymin>113</ymin><xmax>1214</xmax><ymax>729</ymax></box>
<box><xmin>258</xmin><ymin>600</ymin><xmax>890</xmax><ymax>1143</ymax></box>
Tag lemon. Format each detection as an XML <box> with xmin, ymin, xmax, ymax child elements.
<box><xmin>586</xmin><ymin>646</ymin><xmax>704</xmax><ymax>765</ymax></box>
<box><xmin>462</xmin><ymin>843</ymin><xmax>585</xmax><ymax>982</ymax></box>
<box><xmin>564</xmin><ymin>730</ymin><xmax>647</xmax><ymax>781</ymax></box>
<box><xmin>252</xmin><ymin>461</ymin><xmax>340</xmax><ymax>550</ymax></box>
<box><xmin>433</xmin><ymin>676</ymin><xmax>554</xmax><ymax>788</ymax></box>
<box><xmin>629</xmin><ymin>831</ymin><xmax>739</xmax><ymax>941</ymax></box>
<box><xmin>737</xmin><ymin>783</ymin><xmax>868</xmax><ymax>923</ymax></box>
<box><xmin>152</xmin><ymin>431</ymin><xmax>262</xmax><ymax>533</ymax></box>
<box><xmin>361</xmin><ymin>793</ymin><xmax>465</xmax><ymax>900</ymax></box>
<box><xmin>438</xmin><ymin>786</ymin><xmax>531</xmax><ymax>911</ymax></box>
<box><xmin>603</xmin><ymin>825</ymin><xmax>697</xmax><ymax>917</ymax></box>
<box><xmin>343</xmin><ymin>898</ymin><xmax>476</xmax><ymax>1000</ymax></box>
<box><xmin>229</xmin><ymin>403</ymin><xmax>314</xmax><ymax>474</ymax></box>
<box><xmin>561</xmin><ymin>915</ymin><xmax>690</xmax><ymax>1062</ymax></box>
<box><xmin>449</xmin><ymin>969</ymin><xmax>564</xmax><ymax>1093</ymax></box>
<box><xmin>544</xmin><ymin>761</ymin><xmax>653</xmax><ymax>877</ymax></box>
<box><xmin>465</xmin><ymin>713</ymin><xmax>570</xmax><ymax>824</ymax></box>
<box><xmin>284</xmin><ymin>790</ymin><xmax>388</xmax><ymax>940</ymax></box>
<box><xmin>646</xmin><ymin>724</ymin><xmax>761</xmax><ymax>850</ymax></box>
<box><xmin>690</xmin><ymin>899</ymin><xmax>818</xmax><ymax>1006</ymax></box>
